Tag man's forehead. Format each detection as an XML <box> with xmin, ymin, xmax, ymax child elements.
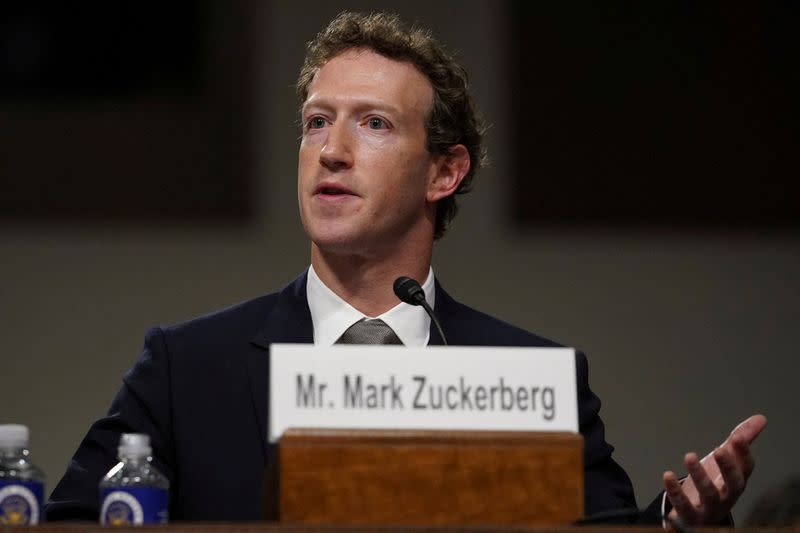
<box><xmin>303</xmin><ymin>48</ymin><xmax>434</xmax><ymax>114</ymax></box>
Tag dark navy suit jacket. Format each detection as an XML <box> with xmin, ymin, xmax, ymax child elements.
<box><xmin>46</xmin><ymin>271</ymin><xmax>660</xmax><ymax>522</ymax></box>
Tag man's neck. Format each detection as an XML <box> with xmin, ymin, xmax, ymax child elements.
<box><xmin>310</xmin><ymin>245</ymin><xmax>432</xmax><ymax>317</ymax></box>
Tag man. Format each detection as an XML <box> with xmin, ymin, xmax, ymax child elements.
<box><xmin>46</xmin><ymin>12</ymin><xmax>765</xmax><ymax>525</ymax></box>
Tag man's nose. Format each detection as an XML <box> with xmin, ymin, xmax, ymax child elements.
<box><xmin>319</xmin><ymin>122</ymin><xmax>354</xmax><ymax>171</ymax></box>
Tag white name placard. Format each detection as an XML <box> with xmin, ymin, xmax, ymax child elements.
<box><xmin>268</xmin><ymin>344</ymin><xmax>578</xmax><ymax>442</ymax></box>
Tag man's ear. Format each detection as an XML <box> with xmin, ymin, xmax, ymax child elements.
<box><xmin>427</xmin><ymin>144</ymin><xmax>470</xmax><ymax>203</ymax></box>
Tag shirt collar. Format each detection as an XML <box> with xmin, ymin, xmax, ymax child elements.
<box><xmin>306</xmin><ymin>265</ymin><xmax>435</xmax><ymax>347</ymax></box>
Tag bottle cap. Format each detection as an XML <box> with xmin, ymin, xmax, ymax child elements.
<box><xmin>118</xmin><ymin>433</ymin><xmax>152</xmax><ymax>459</ymax></box>
<box><xmin>0</xmin><ymin>424</ymin><xmax>30</xmax><ymax>449</ymax></box>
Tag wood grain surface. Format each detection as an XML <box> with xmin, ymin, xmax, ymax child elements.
<box><xmin>278</xmin><ymin>429</ymin><xmax>584</xmax><ymax>526</ymax></box>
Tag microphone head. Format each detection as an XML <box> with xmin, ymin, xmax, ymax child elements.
<box><xmin>393</xmin><ymin>276</ymin><xmax>426</xmax><ymax>306</ymax></box>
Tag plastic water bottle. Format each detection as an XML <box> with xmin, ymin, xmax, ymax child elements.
<box><xmin>0</xmin><ymin>424</ymin><xmax>45</xmax><ymax>525</ymax></box>
<box><xmin>99</xmin><ymin>433</ymin><xmax>169</xmax><ymax>526</ymax></box>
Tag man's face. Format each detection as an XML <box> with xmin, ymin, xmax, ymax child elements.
<box><xmin>298</xmin><ymin>48</ymin><xmax>438</xmax><ymax>257</ymax></box>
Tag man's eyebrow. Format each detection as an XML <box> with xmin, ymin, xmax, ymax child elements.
<box><xmin>302</xmin><ymin>97</ymin><xmax>402</xmax><ymax>116</ymax></box>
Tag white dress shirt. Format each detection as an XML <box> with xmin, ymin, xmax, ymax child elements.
<box><xmin>306</xmin><ymin>265</ymin><xmax>436</xmax><ymax>346</ymax></box>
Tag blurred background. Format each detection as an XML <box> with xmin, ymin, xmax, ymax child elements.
<box><xmin>1</xmin><ymin>0</ymin><xmax>798</xmax><ymax>523</ymax></box>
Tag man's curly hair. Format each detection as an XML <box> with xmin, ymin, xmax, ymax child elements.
<box><xmin>296</xmin><ymin>11</ymin><xmax>487</xmax><ymax>240</ymax></box>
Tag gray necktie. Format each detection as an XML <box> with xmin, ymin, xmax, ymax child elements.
<box><xmin>336</xmin><ymin>318</ymin><xmax>403</xmax><ymax>345</ymax></box>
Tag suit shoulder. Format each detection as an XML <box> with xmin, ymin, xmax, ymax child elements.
<box><xmin>444</xmin><ymin>299</ymin><xmax>565</xmax><ymax>348</ymax></box>
<box><xmin>153</xmin><ymin>291</ymin><xmax>280</xmax><ymax>347</ymax></box>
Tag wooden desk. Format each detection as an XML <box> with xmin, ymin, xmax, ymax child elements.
<box><xmin>9</xmin><ymin>524</ymin><xmax>795</xmax><ymax>533</ymax></box>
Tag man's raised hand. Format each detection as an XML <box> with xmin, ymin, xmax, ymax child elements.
<box><xmin>663</xmin><ymin>414</ymin><xmax>767</xmax><ymax>525</ymax></box>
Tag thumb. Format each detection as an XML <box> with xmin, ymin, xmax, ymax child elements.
<box><xmin>726</xmin><ymin>414</ymin><xmax>768</xmax><ymax>446</ymax></box>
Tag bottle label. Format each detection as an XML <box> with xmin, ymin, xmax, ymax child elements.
<box><xmin>0</xmin><ymin>480</ymin><xmax>44</xmax><ymax>525</ymax></box>
<box><xmin>100</xmin><ymin>487</ymin><xmax>168</xmax><ymax>525</ymax></box>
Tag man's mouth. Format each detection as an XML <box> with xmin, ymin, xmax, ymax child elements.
<box><xmin>315</xmin><ymin>183</ymin><xmax>355</xmax><ymax>196</ymax></box>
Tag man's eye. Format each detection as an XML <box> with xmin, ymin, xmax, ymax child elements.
<box><xmin>306</xmin><ymin>117</ymin><xmax>327</xmax><ymax>129</ymax></box>
<box><xmin>367</xmin><ymin>117</ymin><xmax>389</xmax><ymax>130</ymax></box>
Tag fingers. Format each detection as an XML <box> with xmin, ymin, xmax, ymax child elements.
<box><xmin>666</xmin><ymin>453</ymin><xmax>730</xmax><ymax>525</ymax></box>
<box><xmin>714</xmin><ymin>446</ymin><xmax>744</xmax><ymax>502</ymax></box>
<box><xmin>664</xmin><ymin>470</ymin><xmax>700</xmax><ymax>525</ymax></box>
<box><xmin>731</xmin><ymin>433</ymin><xmax>756</xmax><ymax>478</ymax></box>
<box><xmin>686</xmin><ymin>452</ymin><xmax>721</xmax><ymax>509</ymax></box>
<box><xmin>714</xmin><ymin>432</ymin><xmax>755</xmax><ymax>502</ymax></box>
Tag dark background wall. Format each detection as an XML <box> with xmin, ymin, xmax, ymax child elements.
<box><xmin>0</xmin><ymin>0</ymin><xmax>797</xmax><ymax>522</ymax></box>
<box><xmin>510</xmin><ymin>2</ymin><xmax>799</xmax><ymax>228</ymax></box>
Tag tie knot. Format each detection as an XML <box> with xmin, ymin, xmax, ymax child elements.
<box><xmin>336</xmin><ymin>318</ymin><xmax>403</xmax><ymax>345</ymax></box>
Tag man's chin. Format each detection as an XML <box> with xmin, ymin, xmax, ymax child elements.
<box><xmin>310</xmin><ymin>230</ymin><xmax>405</xmax><ymax>261</ymax></box>
<box><xmin>310</xmin><ymin>232</ymin><xmax>368</xmax><ymax>257</ymax></box>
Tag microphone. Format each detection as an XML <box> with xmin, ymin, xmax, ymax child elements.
<box><xmin>393</xmin><ymin>276</ymin><xmax>448</xmax><ymax>346</ymax></box>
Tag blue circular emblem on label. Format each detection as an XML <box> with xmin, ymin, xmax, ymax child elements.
<box><xmin>101</xmin><ymin>491</ymin><xmax>144</xmax><ymax>526</ymax></box>
<box><xmin>0</xmin><ymin>485</ymin><xmax>39</xmax><ymax>525</ymax></box>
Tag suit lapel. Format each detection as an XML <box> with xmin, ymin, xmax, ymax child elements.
<box><xmin>429</xmin><ymin>278</ymin><xmax>456</xmax><ymax>346</ymax></box>
<box><xmin>247</xmin><ymin>271</ymin><xmax>313</xmax><ymax>458</ymax></box>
